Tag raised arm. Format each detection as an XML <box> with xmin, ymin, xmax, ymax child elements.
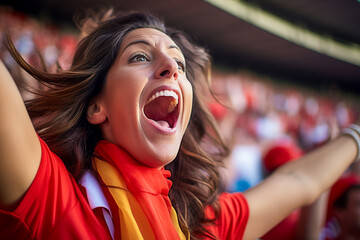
<box><xmin>243</xmin><ymin>135</ymin><xmax>358</xmax><ymax>239</ymax></box>
<box><xmin>0</xmin><ymin>60</ymin><xmax>40</xmax><ymax>206</ymax></box>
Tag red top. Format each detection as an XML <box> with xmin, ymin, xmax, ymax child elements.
<box><xmin>0</xmin><ymin>138</ymin><xmax>111</xmax><ymax>240</ymax></box>
<box><xmin>204</xmin><ymin>192</ymin><xmax>249</xmax><ymax>239</ymax></box>
<box><xmin>0</xmin><ymin>138</ymin><xmax>249</xmax><ymax>239</ymax></box>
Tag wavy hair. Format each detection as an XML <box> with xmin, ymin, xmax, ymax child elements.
<box><xmin>5</xmin><ymin>9</ymin><xmax>229</xmax><ymax>239</ymax></box>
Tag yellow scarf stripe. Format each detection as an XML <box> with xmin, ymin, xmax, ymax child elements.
<box><xmin>94</xmin><ymin>158</ymin><xmax>188</xmax><ymax>240</ymax></box>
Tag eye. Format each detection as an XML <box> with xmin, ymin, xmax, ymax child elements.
<box><xmin>175</xmin><ymin>59</ymin><xmax>186</xmax><ymax>72</ymax></box>
<box><xmin>129</xmin><ymin>53</ymin><xmax>150</xmax><ymax>63</ymax></box>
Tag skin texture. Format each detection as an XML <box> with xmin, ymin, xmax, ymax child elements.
<box><xmin>0</xmin><ymin>60</ymin><xmax>41</xmax><ymax>206</ymax></box>
<box><xmin>87</xmin><ymin>28</ymin><xmax>193</xmax><ymax>168</ymax></box>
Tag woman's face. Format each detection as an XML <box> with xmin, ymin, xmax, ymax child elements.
<box><xmin>88</xmin><ymin>28</ymin><xmax>193</xmax><ymax>168</ymax></box>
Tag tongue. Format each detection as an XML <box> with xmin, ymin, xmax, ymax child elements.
<box><xmin>144</xmin><ymin>97</ymin><xmax>172</xmax><ymax>128</ymax></box>
<box><xmin>156</xmin><ymin>120</ymin><xmax>170</xmax><ymax>128</ymax></box>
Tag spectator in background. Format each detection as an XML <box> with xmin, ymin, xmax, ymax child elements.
<box><xmin>0</xmin><ymin>7</ymin><xmax>78</xmax><ymax>99</ymax></box>
<box><xmin>321</xmin><ymin>174</ymin><xmax>360</xmax><ymax>240</ymax></box>
<box><xmin>209</xmin><ymin>100</ymin><xmax>264</xmax><ymax>193</ymax></box>
<box><xmin>261</xmin><ymin>139</ymin><xmax>327</xmax><ymax>240</ymax></box>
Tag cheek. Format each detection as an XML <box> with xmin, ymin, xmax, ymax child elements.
<box><xmin>103</xmin><ymin>75</ymin><xmax>143</xmax><ymax>124</ymax></box>
<box><xmin>183</xmin><ymin>80</ymin><xmax>193</xmax><ymax>113</ymax></box>
<box><xmin>107</xmin><ymin>72</ymin><xmax>144</xmax><ymax>103</ymax></box>
<box><xmin>187</xmin><ymin>86</ymin><xmax>193</xmax><ymax>115</ymax></box>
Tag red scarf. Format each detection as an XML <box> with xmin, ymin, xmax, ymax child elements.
<box><xmin>94</xmin><ymin>140</ymin><xmax>185</xmax><ymax>240</ymax></box>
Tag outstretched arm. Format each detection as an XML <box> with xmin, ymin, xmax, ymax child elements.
<box><xmin>243</xmin><ymin>134</ymin><xmax>357</xmax><ymax>239</ymax></box>
<box><xmin>0</xmin><ymin>60</ymin><xmax>40</xmax><ymax>206</ymax></box>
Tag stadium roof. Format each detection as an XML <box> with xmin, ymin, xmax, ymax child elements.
<box><xmin>4</xmin><ymin>0</ymin><xmax>360</xmax><ymax>92</ymax></box>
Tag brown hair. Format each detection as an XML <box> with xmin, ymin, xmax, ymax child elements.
<box><xmin>5</xmin><ymin>9</ymin><xmax>229</xmax><ymax>239</ymax></box>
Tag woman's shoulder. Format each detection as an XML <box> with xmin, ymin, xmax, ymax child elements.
<box><xmin>0</xmin><ymin>136</ymin><xmax>110</xmax><ymax>239</ymax></box>
<box><xmin>203</xmin><ymin>192</ymin><xmax>249</xmax><ymax>239</ymax></box>
<box><xmin>218</xmin><ymin>192</ymin><xmax>249</xmax><ymax>219</ymax></box>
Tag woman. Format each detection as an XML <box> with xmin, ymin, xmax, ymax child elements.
<box><xmin>0</xmin><ymin>10</ymin><xmax>359</xmax><ymax>240</ymax></box>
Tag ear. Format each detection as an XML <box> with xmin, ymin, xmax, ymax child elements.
<box><xmin>87</xmin><ymin>100</ymin><xmax>107</xmax><ymax>125</ymax></box>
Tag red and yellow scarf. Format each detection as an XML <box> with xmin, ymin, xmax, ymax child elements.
<box><xmin>93</xmin><ymin>140</ymin><xmax>188</xmax><ymax>240</ymax></box>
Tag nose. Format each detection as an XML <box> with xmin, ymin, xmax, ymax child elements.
<box><xmin>155</xmin><ymin>54</ymin><xmax>179</xmax><ymax>81</ymax></box>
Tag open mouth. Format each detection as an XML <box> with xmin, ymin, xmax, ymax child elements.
<box><xmin>144</xmin><ymin>90</ymin><xmax>179</xmax><ymax>129</ymax></box>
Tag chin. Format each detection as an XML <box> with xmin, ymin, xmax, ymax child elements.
<box><xmin>142</xmin><ymin>146</ymin><xmax>179</xmax><ymax>168</ymax></box>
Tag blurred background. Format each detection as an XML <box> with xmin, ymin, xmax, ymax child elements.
<box><xmin>0</xmin><ymin>0</ymin><xmax>360</xmax><ymax>192</ymax></box>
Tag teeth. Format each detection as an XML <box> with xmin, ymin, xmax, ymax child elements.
<box><xmin>146</xmin><ymin>90</ymin><xmax>179</xmax><ymax>113</ymax></box>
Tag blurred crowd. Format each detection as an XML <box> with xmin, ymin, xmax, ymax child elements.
<box><xmin>0</xmin><ymin>6</ymin><xmax>78</xmax><ymax>98</ymax></box>
<box><xmin>209</xmin><ymin>72</ymin><xmax>360</xmax><ymax>239</ymax></box>
<box><xmin>210</xmin><ymin>71</ymin><xmax>359</xmax><ymax>191</ymax></box>
<box><xmin>1</xmin><ymin>6</ymin><xmax>360</xmax><ymax>239</ymax></box>
<box><xmin>210</xmin><ymin>72</ymin><xmax>360</xmax><ymax>239</ymax></box>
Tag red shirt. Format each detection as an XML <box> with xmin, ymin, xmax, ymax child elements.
<box><xmin>205</xmin><ymin>193</ymin><xmax>249</xmax><ymax>239</ymax></box>
<box><xmin>0</xmin><ymin>138</ymin><xmax>111</xmax><ymax>240</ymax></box>
<box><xmin>0</xmin><ymin>138</ymin><xmax>249</xmax><ymax>239</ymax></box>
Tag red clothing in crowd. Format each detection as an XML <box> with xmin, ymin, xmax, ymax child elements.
<box><xmin>261</xmin><ymin>210</ymin><xmax>300</xmax><ymax>240</ymax></box>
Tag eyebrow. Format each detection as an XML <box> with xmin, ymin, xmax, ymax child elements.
<box><xmin>121</xmin><ymin>40</ymin><xmax>150</xmax><ymax>54</ymax></box>
<box><xmin>121</xmin><ymin>40</ymin><xmax>183</xmax><ymax>55</ymax></box>
<box><xmin>169</xmin><ymin>44</ymin><xmax>181</xmax><ymax>52</ymax></box>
